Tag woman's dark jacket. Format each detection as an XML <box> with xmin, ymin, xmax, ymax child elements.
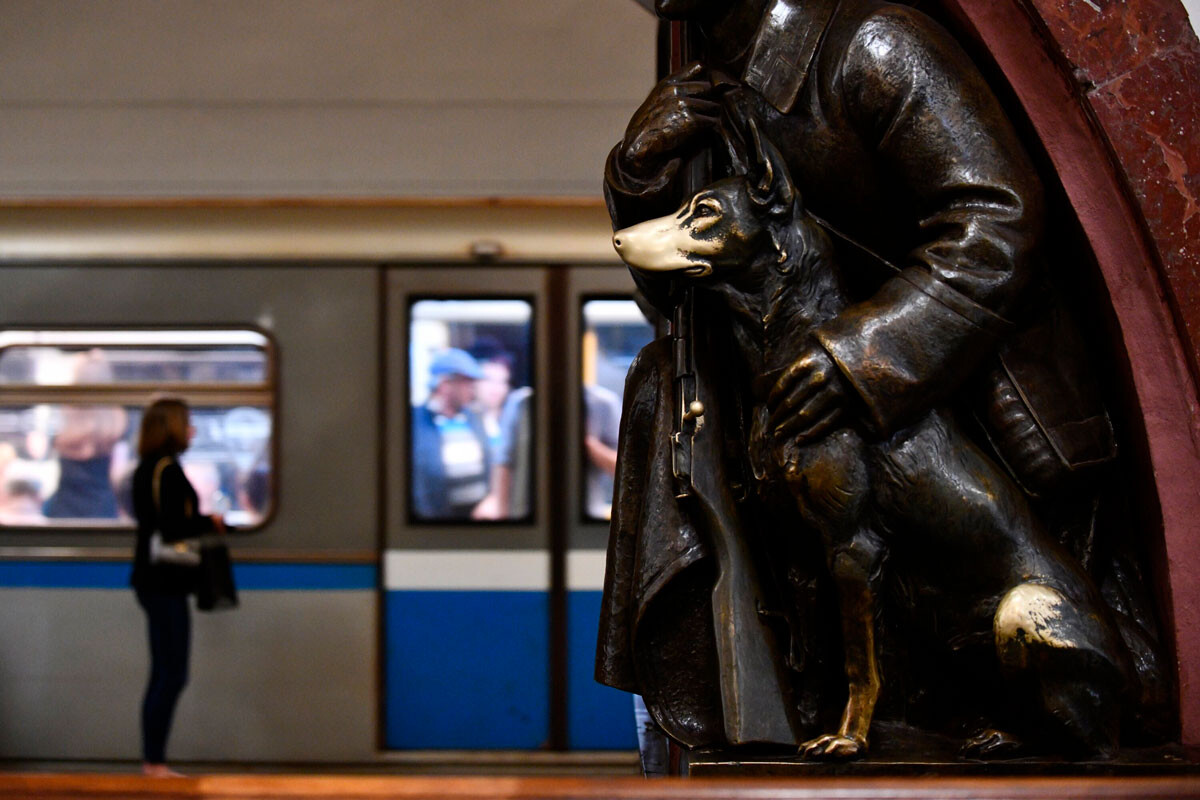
<box><xmin>130</xmin><ymin>452</ymin><xmax>215</xmax><ymax>595</ymax></box>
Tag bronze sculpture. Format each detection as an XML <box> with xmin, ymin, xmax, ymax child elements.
<box><xmin>597</xmin><ymin>0</ymin><xmax>1170</xmax><ymax>761</ymax></box>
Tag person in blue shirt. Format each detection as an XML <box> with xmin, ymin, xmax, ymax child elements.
<box><xmin>410</xmin><ymin>349</ymin><xmax>492</xmax><ymax>520</ymax></box>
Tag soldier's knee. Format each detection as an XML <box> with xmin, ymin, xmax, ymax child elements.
<box><xmin>994</xmin><ymin>584</ymin><xmax>1128</xmax><ymax>757</ymax></box>
<box><xmin>994</xmin><ymin>583</ymin><xmax>1077</xmax><ymax>669</ymax></box>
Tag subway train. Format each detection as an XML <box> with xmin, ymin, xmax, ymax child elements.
<box><xmin>0</xmin><ymin>0</ymin><xmax>661</xmax><ymax>768</ymax></box>
<box><xmin>0</xmin><ymin>229</ymin><xmax>660</xmax><ymax>764</ymax></box>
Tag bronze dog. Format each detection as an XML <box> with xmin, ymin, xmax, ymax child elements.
<box><xmin>612</xmin><ymin>124</ymin><xmax>1132</xmax><ymax>760</ymax></box>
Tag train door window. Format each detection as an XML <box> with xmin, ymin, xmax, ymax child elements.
<box><xmin>408</xmin><ymin>299</ymin><xmax>534</xmax><ymax>523</ymax></box>
<box><xmin>0</xmin><ymin>329</ymin><xmax>275</xmax><ymax>529</ymax></box>
<box><xmin>580</xmin><ymin>299</ymin><xmax>655</xmax><ymax>521</ymax></box>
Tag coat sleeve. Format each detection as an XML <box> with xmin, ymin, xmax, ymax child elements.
<box><xmin>156</xmin><ymin>462</ymin><xmax>215</xmax><ymax>542</ymax></box>
<box><xmin>812</xmin><ymin>6</ymin><xmax>1045</xmax><ymax>433</ymax></box>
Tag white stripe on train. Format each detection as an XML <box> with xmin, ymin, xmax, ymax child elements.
<box><xmin>383</xmin><ymin>549</ymin><xmax>607</xmax><ymax>592</ymax></box>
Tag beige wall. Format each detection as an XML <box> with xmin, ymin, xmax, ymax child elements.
<box><xmin>0</xmin><ymin>0</ymin><xmax>656</xmax><ymax>199</ymax></box>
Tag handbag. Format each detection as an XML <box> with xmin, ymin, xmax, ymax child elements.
<box><xmin>196</xmin><ymin>541</ymin><xmax>239</xmax><ymax>612</ymax></box>
<box><xmin>149</xmin><ymin>531</ymin><xmax>202</xmax><ymax>566</ymax></box>
<box><xmin>147</xmin><ymin>457</ymin><xmax>202</xmax><ymax>567</ymax></box>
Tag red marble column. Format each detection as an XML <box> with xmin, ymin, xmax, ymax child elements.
<box><xmin>940</xmin><ymin>0</ymin><xmax>1200</xmax><ymax>745</ymax></box>
<box><xmin>1032</xmin><ymin>0</ymin><xmax>1200</xmax><ymax>371</ymax></box>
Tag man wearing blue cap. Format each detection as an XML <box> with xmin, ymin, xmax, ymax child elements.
<box><xmin>411</xmin><ymin>348</ymin><xmax>492</xmax><ymax>520</ymax></box>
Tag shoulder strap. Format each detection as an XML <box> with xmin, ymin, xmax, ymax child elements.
<box><xmin>151</xmin><ymin>456</ymin><xmax>172</xmax><ymax>515</ymax></box>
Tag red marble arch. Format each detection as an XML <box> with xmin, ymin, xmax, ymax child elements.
<box><xmin>935</xmin><ymin>0</ymin><xmax>1200</xmax><ymax>746</ymax></box>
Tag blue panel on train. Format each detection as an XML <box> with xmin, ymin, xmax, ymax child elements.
<box><xmin>232</xmin><ymin>563</ymin><xmax>376</xmax><ymax>591</ymax></box>
<box><xmin>384</xmin><ymin>590</ymin><xmax>549</xmax><ymax>749</ymax></box>
<box><xmin>0</xmin><ymin>561</ymin><xmax>130</xmax><ymax>588</ymax></box>
<box><xmin>567</xmin><ymin>591</ymin><xmax>639</xmax><ymax>750</ymax></box>
<box><xmin>0</xmin><ymin>561</ymin><xmax>376</xmax><ymax>591</ymax></box>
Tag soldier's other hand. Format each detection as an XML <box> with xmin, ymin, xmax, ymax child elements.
<box><xmin>619</xmin><ymin>62</ymin><xmax>723</xmax><ymax>179</ymax></box>
<box><xmin>768</xmin><ymin>345</ymin><xmax>848</xmax><ymax>445</ymax></box>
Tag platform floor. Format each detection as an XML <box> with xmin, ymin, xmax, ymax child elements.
<box><xmin>0</xmin><ymin>751</ymin><xmax>640</xmax><ymax>778</ymax></box>
<box><xmin>2</xmin><ymin>773</ymin><xmax>1200</xmax><ymax>800</ymax></box>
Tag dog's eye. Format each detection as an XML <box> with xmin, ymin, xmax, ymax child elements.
<box><xmin>692</xmin><ymin>201</ymin><xmax>721</xmax><ymax>219</ymax></box>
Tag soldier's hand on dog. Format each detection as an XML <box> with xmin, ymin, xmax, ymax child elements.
<box><xmin>618</xmin><ymin>62</ymin><xmax>724</xmax><ymax>180</ymax></box>
<box><xmin>768</xmin><ymin>344</ymin><xmax>850</xmax><ymax>445</ymax></box>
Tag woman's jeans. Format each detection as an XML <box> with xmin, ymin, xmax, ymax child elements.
<box><xmin>136</xmin><ymin>591</ymin><xmax>190</xmax><ymax>764</ymax></box>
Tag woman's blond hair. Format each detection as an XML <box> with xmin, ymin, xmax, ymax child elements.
<box><xmin>138</xmin><ymin>397</ymin><xmax>190</xmax><ymax>458</ymax></box>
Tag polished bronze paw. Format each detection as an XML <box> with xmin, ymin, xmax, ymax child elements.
<box><xmin>960</xmin><ymin>728</ymin><xmax>1027</xmax><ymax>760</ymax></box>
<box><xmin>799</xmin><ymin>733</ymin><xmax>865</xmax><ymax>761</ymax></box>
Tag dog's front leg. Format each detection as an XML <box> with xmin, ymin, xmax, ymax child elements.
<box><xmin>800</xmin><ymin>531</ymin><xmax>884</xmax><ymax>761</ymax></box>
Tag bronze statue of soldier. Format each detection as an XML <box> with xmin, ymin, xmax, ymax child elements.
<box><xmin>597</xmin><ymin>0</ymin><xmax>1168</xmax><ymax>762</ymax></box>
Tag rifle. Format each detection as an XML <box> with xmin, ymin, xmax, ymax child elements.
<box><xmin>668</xmin><ymin>20</ymin><xmax>706</xmax><ymax>499</ymax></box>
<box><xmin>661</xmin><ymin>17</ymin><xmax>801</xmax><ymax>747</ymax></box>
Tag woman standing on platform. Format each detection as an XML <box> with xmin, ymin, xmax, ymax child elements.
<box><xmin>130</xmin><ymin>398</ymin><xmax>224</xmax><ymax>777</ymax></box>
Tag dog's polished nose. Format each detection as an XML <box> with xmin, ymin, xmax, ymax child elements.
<box><xmin>612</xmin><ymin>217</ymin><xmax>711</xmax><ymax>274</ymax></box>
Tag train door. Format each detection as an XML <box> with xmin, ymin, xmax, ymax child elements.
<box><xmin>562</xmin><ymin>267</ymin><xmax>657</xmax><ymax>750</ymax></box>
<box><xmin>382</xmin><ymin>264</ymin><xmax>653</xmax><ymax>751</ymax></box>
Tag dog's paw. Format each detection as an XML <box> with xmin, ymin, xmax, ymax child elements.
<box><xmin>798</xmin><ymin>733</ymin><xmax>865</xmax><ymax>761</ymax></box>
<box><xmin>959</xmin><ymin>728</ymin><xmax>1027</xmax><ymax>760</ymax></box>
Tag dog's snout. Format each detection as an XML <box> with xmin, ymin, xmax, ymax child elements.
<box><xmin>611</xmin><ymin>216</ymin><xmax>712</xmax><ymax>275</ymax></box>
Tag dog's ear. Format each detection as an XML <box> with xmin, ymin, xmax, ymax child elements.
<box><xmin>746</xmin><ymin>119</ymin><xmax>797</xmax><ymax>218</ymax></box>
<box><xmin>717</xmin><ymin>86</ymin><xmax>755</xmax><ymax>179</ymax></box>
<box><xmin>719</xmin><ymin>119</ymin><xmax>752</xmax><ymax>179</ymax></box>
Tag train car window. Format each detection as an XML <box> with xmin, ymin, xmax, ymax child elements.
<box><xmin>580</xmin><ymin>299</ymin><xmax>655</xmax><ymax>522</ymax></box>
<box><xmin>0</xmin><ymin>330</ymin><xmax>274</xmax><ymax>529</ymax></box>
<box><xmin>408</xmin><ymin>299</ymin><xmax>534</xmax><ymax>523</ymax></box>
